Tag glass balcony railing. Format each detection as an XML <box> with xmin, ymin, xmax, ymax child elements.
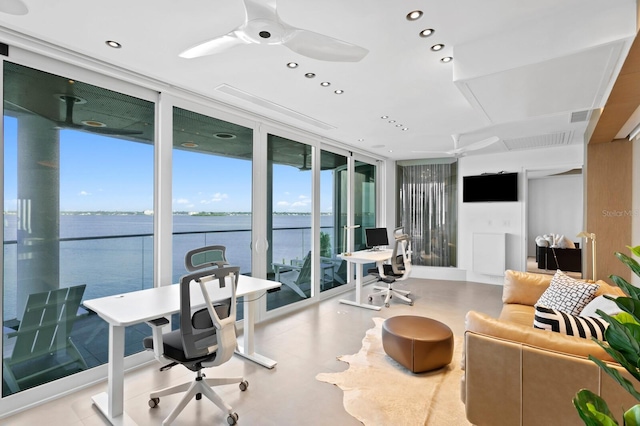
<box><xmin>1</xmin><ymin>225</ymin><xmax>342</xmax><ymax>396</ymax></box>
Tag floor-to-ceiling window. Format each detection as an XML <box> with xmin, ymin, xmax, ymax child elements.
<box><xmin>354</xmin><ymin>160</ymin><xmax>377</xmax><ymax>251</ymax></box>
<box><xmin>172</xmin><ymin>106</ymin><xmax>253</xmax><ymax>319</ymax></box>
<box><xmin>320</xmin><ymin>149</ymin><xmax>348</xmax><ymax>291</ymax></box>
<box><xmin>2</xmin><ymin>62</ymin><xmax>155</xmax><ymax>396</ymax></box>
<box><xmin>266</xmin><ymin>134</ymin><xmax>313</xmax><ymax>310</ymax></box>
<box><xmin>396</xmin><ymin>159</ymin><xmax>457</xmax><ymax>266</ymax></box>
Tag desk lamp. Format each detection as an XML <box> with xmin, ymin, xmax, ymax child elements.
<box><xmin>577</xmin><ymin>231</ymin><xmax>596</xmax><ymax>281</ymax></box>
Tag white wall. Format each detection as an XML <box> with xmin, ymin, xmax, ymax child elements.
<box><xmin>458</xmin><ymin>144</ymin><xmax>584</xmax><ymax>285</ymax></box>
<box><xmin>527</xmin><ymin>174</ymin><xmax>583</xmax><ymax>256</ymax></box>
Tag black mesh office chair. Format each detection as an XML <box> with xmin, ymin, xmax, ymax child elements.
<box><xmin>368</xmin><ymin>228</ymin><xmax>413</xmax><ymax>307</ymax></box>
<box><xmin>143</xmin><ymin>265</ymin><xmax>247</xmax><ymax>425</ymax></box>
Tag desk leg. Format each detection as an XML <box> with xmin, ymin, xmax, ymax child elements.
<box><xmin>339</xmin><ymin>263</ymin><xmax>382</xmax><ymax>311</ymax></box>
<box><xmin>91</xmin><ymin>324</ymin><xmax>137</xmax><ymax>425</ymax></box>
<box><xmin>235</xmin><ymin>292</ymin><xmax>277</xmax><ymax>369</ymax></box>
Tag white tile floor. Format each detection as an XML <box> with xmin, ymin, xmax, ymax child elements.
<box><xmin>3</xmin><ymin>277</ymin><xmax>503</xmax><ymax>425</ymax></box>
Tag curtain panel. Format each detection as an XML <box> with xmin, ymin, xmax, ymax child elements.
<box><xmin>399</xmin><ymin>162</ymin><xmax>457</xmax><ymax>267</ymax></box>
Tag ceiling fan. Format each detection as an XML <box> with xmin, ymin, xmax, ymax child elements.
<box><xmin>180</xmin><ymin>0</ymin><xmax>369</xmax><ymax>62</ymax></box>
<box><xmin>0</xmin><ymin>0</ymin><xmax>28</xmax><ymax>15</ymax></box>
<box><xmin>412</xmin><ymin>134</ymin><xmax>501</xmax><ymax>158</ymax></box>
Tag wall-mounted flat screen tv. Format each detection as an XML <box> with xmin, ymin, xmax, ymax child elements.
<box><xmin>463</xmin><ymin>172</ymin><xmax>518</xmax><ymax>202</ymax></box>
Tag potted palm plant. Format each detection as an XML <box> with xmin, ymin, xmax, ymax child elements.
<box><xmin>574</xmin><ymin>245</ymin><xmax>640</xmax><ymax>425</ymax></box>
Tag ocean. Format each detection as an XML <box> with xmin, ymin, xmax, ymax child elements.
<box><xmin>2</xmin><ymin>213</ymin><xmax>337</xmax><ymax>320</ymax></box>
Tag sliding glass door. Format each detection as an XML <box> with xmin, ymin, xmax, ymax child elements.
<box><xmin>3</xmin><ymin>61</ymin><xmax>155</xmax><ymax>395</ymax></box>
<box><xmin>266</xmin><ymin>134</ymin><xmax>313</xmax><ymax>310</ymax></box>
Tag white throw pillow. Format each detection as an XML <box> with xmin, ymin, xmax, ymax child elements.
<box><xmin>535</xmin><ymin>270</ymin><xmax>599</xmax><ymax>316</ymax></box>
<box><xmin>557</xmin><ymin>235</ymin><xmax>576</xmax><ymax>249</ymax></box>
<box><xmin>535</xmin><ymin>236</ymin><xmax>549</xmax><ymax>247</ymax></box>
<box><xmin>579</xmin><ymin>294</ymin><xmax>622</xmax><ymax>318</ymax></box>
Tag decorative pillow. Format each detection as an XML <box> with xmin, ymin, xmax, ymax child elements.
<box><xmin>534</xmin><ymin>305</ymin><xmax>608</xmax><ymax>340</ymax></box>
<box><xmin>579</xmin><ymin>295</ymin><xmax>622</xmax><ymax>318</ymax></box>
<box><xmin>557</xmin><ymin>235</ymin><xmax>576</xmax><ymax>249</ymax></box>
<box><xmin>535</xmin><ymin>236</ymin><xmax>549</xmax><ymax>247</ymax></box>
<box><xmin>535</xmin><ymin>270</ymin><xmax>599</xmax><ymax>315</ymax></box>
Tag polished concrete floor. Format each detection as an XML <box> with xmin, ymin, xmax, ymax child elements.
<box><xmin>4</xmin><ymin>277</ymin><xmax>503</xmax><ymax>426</ymax></box>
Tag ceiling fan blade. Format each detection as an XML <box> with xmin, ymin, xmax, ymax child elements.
<box><xmin>283</xmin><ymin>29</ymin><xmax>368</xmax><ymax>62</ymax></box>
<box><xmin>461</xmin><ymin>136</ymin><xmax>500</xmax><ymax>152</ymax></box>
<box><xmin>0</xmin><ymin>0</ymin><xmax>28</xmax><ymax>15</ymax></box>
<box><xmin>179</xmin><ymin>32</ymin><xmax>247</xmax><ymax>59</ymax></box>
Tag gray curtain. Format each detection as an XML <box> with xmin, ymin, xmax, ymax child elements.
<box><xmin>399</xmin><ymin>162</ymin><xmax>457</xmax><ymax>267</ymax></box>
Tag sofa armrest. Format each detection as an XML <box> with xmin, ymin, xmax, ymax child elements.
<box><xmin>465</xmin><ymin>310</ymin><xmax>614</xmax><ymax>362</ymax></box>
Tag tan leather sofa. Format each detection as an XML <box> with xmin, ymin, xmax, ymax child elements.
<box><xmin>462</xmin><ymin>270</ymin><xmax>636</xmax><ymax>426</ymax></box>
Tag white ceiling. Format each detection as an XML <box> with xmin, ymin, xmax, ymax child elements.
<box><xmin>0</xmin><ymin>0</ymin><xmax>636</xmax><ymax>160</ymax></box>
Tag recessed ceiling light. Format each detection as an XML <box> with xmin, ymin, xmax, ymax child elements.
<box><xmin>381</xmin><ymin>116</ymin><xmax>389</xmax><ymax>119</ymax></box>
<box><xmin>358</xmin><ymin>138</ymin><xmax>364</xmax><ymax>142</ymax></box>
<box><xmin>286</xmin><ymin>62</ymin><xmax>298</xmax><ymax>68</ymax></box>
<box><xmin>406</xmin><ymin>10</ymin><xmax>423</xmax><ymax>20</ymax></box>
<box><xmin>334</xmin><ymin>89</ymin><xmax>344</xmax><ymax>94</ymax></box>
<box><xmin>402</xmin><ymin>128</ymin><xmax>409</xmax><ymax>131</ymax></box>
<box><xmin>213</xmin><ymin>132</ymin><xmax>236</xmax><ymax>139</ymax></box>
<box><xmin>389</xmin><ymin>120</ymin><xmax>396</xmax><ymax>123</ymax></box>
<box><xmin>181</xmin><ymin>142</ymin><xmax>198</xmax><ymax>148</ymax></box>
<box><xmin>105</xmin><ymin>40</ymin><xmax>121</xmax><ymax>49</ymax></box>
<box><xmin>395</xmin><ymin>124</ymin><xmax>402</xmax><ymax>127</ymax></box>
<box><xmin>305</xmin><ymin>73</ymin><xmax>316</xmax><ymax>78</ymax></box>
<box><xmin>81</xmin><ymin>120</ymin><xmax>106</xmax><ymax>128</ymax></box>
<box><xmin>431</xmin><ymin>44</ymin><xmax>445</xmax><ymax>51</ymax></box>
<box><xmin>320</xmin><ymin>81</ymin><xmax>331</xmax><ymax>87</ymax></box>
<box><xmin>441</xmin><ymin>56</ymin><xmax>453</xmax><ymax>63</ymax></box>
<box><xmin>420</xmin><ymin>29</ymin><xmax>434</xmax><ymax>37</ymax></box>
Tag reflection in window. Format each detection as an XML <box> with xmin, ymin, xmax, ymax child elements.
<box><xmin>397</xmin><ymin>160</ymin><xmax>457</xmax><ymax>267</ymax></box>
<box><xmin>320</xmin><ymin>150</ymin><xmax>348</xmax><ymax>291</ymax></box>
<box><xmin>3</xmin><ymin>62</ymin><xmax>154</xmax><ymax>395</ymax></box>
<box><xmin>354</xmin><ymin>160</ymin><xmax>377</xmax><ymax>252</ymax></box>
<box><xmin>266</xmin><ymin>135</ymin><xmax>312</xmax><ymax>310</ymax></box>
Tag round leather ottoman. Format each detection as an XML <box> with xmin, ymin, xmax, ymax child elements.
<box><xmin>381</xmin><ymin>315</ymin><xmax>454</xmax><ymax>373</ymax></box>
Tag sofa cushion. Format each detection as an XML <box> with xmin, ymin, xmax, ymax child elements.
<box><xmin>503</xmin><ymin>270</ymin><xmax>553</xmax><ymax>305</ymax></box>
<box><xmin>535</xmin><ymin>270</ymin><xmax>598</xmax><ymax>315</ymax></box>
<box><xmin>533</xmin><ymin>305</ymin><xmax>608</xmax><ymax>340</ymax></box>
<box><xmin>499</xmin><ymin>304</ymin><xmax>536</xmax><ymax>327</ymax></box>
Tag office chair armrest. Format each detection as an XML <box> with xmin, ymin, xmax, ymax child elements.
<box><xmin>146</xmin><ymin>316</ymin><xmax>170</xmax><ymax>362</ymax></box>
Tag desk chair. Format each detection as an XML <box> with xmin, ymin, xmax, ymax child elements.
<box><xmin>368</xmin><ymin>229</ymin><xmax>413</xmax><ymax>307</ymax></box>
<box><xmin>184</xmin><ymin>245</ymin><xmax>229</xmax><ymax>271</ymax></box>
<box><xmin>143</xmin><ymin>266</ymin><xmax>248</xmax><ymax>425</ymax></box>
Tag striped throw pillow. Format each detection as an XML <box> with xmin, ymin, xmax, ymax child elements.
<box><xmin>534</xmin><ymin>305</ymin><xmax>608</xmax><ymax>341</ymax></box>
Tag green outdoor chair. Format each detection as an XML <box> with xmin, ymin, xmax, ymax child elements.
<box><xmin>3</xmin><ymin>284</ymin><xmax>88</xmax><ymax>393</ymax></box>
<box><xmin>272</xmin><ymin>252</ymin><xmax>334</xmax><ymax>298</ymax></box>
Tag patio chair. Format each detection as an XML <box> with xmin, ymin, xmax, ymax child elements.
<box><xmin>3</xmin><ymin>284</ymin><xmax>87</xmax><ymax>392</ymax></box>
<box><xmin>272</xmin><ymin>252</ymin><xmax>333</xmax><ymax>298</ymax></box>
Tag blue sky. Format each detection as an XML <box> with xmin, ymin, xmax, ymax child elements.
<box><xmin>4</xmin><ymin>116</ymin><xmax>334</xmax><ymax>213</ymax></box>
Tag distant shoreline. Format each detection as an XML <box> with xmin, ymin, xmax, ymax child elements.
<box><xmin>3</xmin><ymin>211</ymin><xmax>333</xmax><ymax>216</ymax></box>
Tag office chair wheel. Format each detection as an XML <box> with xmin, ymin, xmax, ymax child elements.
<box><xmin>227</xmin><ymin>412</ymin><xmax>239</xmax><ymax>425</ymax></box>
<box><xmin>368</xmin><ymin>296</ymin><xmax>373</xmax><ymax>302</ymax></box>
<box><xmin>239</xmin><ymin>380</ymin><xmax>249</xmax><ymax>391</ymax></box>
<box><xmin>148</xmin><ymin>397</ymin><xmax>160</xmax><ymax>408</ymax></box>
<box><xmin>385</xmin><ymin>303</ymin><xmax>390</xmax><ymax>308</ymax></box>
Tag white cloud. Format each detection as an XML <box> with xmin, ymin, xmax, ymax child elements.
<box><xmin>276</xmin><ymin>201</ymin><xmax>290</xmax><ymax>207</ymax></box>
<box><xmin>211</xmin><ymin>193</ymin><xmax>228</xmax><ymax>202</ymax></box>
<box><xmin>175</xmin><ymin>198</ymin><xmax>190</xmax><ymax>205</ymax></box>
<box><xmin>79</xmin><ymin>191</ymin><xmax>91</xmax><ymax>196</ymax></box>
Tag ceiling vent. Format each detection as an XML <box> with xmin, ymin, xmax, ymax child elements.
<box><xmin>570</xmin><ymin>110</ymin><xmax>591</xmax><ymax>123</ymax></box>
<box><xmin>503</xmin><ymin>132</ymin><xmax>572</xmax><ymax>151</ymax></box>
<box><xmin>215</xmin><ymin>84</ymin><xmax>335</xmax><ymax>131</ymax></box>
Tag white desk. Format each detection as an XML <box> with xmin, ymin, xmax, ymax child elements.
<box><xmin>338</xmin><ymin>249</ymin><xmax>392</xmax><ymax>311</ymax></box>
<box><xmin>83</xmin><ymin>275</ymin><xmax>280</xmax><ymax>426</ymax></box>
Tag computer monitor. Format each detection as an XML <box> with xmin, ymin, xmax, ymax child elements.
<box><xmin>365</xmin><ymin>228</ymin><xmax>389</xmax><ymax>250</ymax></box>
